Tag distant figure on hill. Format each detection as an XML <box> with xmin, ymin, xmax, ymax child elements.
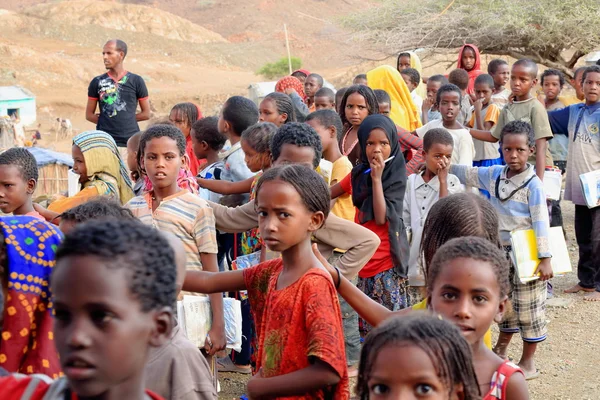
<box><xmin>86</xmin><ymin>39</ymin><xmax>150</xmax><ymax>159</ymax></box>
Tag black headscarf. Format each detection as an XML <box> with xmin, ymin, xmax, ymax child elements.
<box><xmin>350</xmin><ymin>114</ymin><xmax>409</xmax><ymax>277</ymax></box>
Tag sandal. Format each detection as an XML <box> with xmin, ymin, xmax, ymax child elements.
<box><xmin>217</xmin><ymin>356</ymin><xmax>252</xmax><ymax>374</ymax></box>
<box><xmin>524</xmin><ymin>369</ymin><xmax>540</xmax><ymax>381</ymax></box>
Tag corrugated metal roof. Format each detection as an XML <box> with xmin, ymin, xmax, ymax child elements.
<box><xmin>0</xmin><ymin>86</ymin><xmax>35</xmax><ymax>101</ymax></box>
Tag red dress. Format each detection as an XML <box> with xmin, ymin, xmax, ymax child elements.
<box><xmin>243</xmin><ymin>259</ymin><xmax>349</xmax><ymax>400</ymax></box>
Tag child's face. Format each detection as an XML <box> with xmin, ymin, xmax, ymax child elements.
<box><xmin>259</xmin><ymin>98</ymin><xmax>286</xmax><ymax>127</ymax></box>
<box><xmin>510</xmin><ymin>64</ymin><xmax>537</xmax><ymax>99</ymax></box>
<box><xmin>401</xmin><ymin>74</ymin><xmax>416</xmax><ymax>92</ymax></box>
<box><xmin>272</xmin><ymin>144</ymin><xmax>316</xmax><ymax>170</ymax></box>
<box><xmin>426</xmin><ymin>81</ymin><xmax>442</xmax><ymax>103</ymax></box>
<box><xmin>474</xmin><ymin>82</ymin><xmax>493</xmax><ymax>105</ymax></box>
<box><xmin>142</xmin><ymin>137</ymin><xmax>184</xmax><ymax>191</ymax></box>
<box><xmin>169</xmin><ymin>110</ymin><xmax>190</xmax><ymax>138</ymax></box>
<box><xmin>501</xmin><ymin>133</ymin><xmax>533</xmax><ymax>174</ymax></box>
<box><xmin>345</xmin><ymin>93</ymin><xmax>370</xmax><ymax>127</ymax></box>
<box><xmin>314</xmin><ymin>96</ymin><xmax>335</xmax><ymax>111</ymax></box>
<box><xmin>366</xmin><ymin>343</ymin><xmax>463</xmax><ymax>400</ymax></box>
<box><xmin>424</xmin><ymin>143</ymin><xmax>453</xmax><ymax>175</ymax></box>
<box><xmin>492</xmin><ymin>64</ymin><xmax>510</xmax><ymax>88</ymax></box>
<box><xmin>256</xmin><ymin>180</ymin><xmax>323</xmax><ymax>252</ymax></box>
<box><xmin>52</xmin><ymin>255</ymin><xmax>169</xmax><ymax>398</ymax></box>
<box><xmin>241</xmin><ymin>139</ymin><xmax>268</xmax><ymax>173</ymax></box>
<box><xmin>438</xmin><ymin>91</ymin><xmax>460</xmax><ymax>123</ymax></box>
<box><xmin>304</xmin><ymin>76</ymin><xmax>321</xmax><ymax>98</ymax></box>
<box><xmin>542</xmin><ymin>75</ymin><xmax>562</xmax><ymax>101</ymax></box>
<box><xmin>583</xmin><ymin>71</ymin><xmax>600</xmax><ymax>103</ymax></box>
<box><xmin>190</xmin><ymin>129</ymin><xmax>208</xmax><ymax>160</ymax></box>
<box><xmin>0</xmin><ymin>165</ymin><xmax>34</xmax><ymax>214</ymax></box>
<box><xmin>572</xmin><ymin>70</ymin><xmax>585</xmax><ymax>99</ymax></box>
<box><xmin>378</xmin><ymin>102</ymin><xmax>391</xmax><ymax>117</ymax></box>
<box><xmin>353</xmin><ymin>77</ymin><xmax>368</xmax><ymax>86</ymax></box>
<box><xmin>72</xmin><ymin>145</ymin><xmax>88</xmax><ymax>185</ymax></box>
<box><xmin>306</xmin><ymin>119</ymin><xmax>335</xmax><ymax>154</ymax></box>
<box><xmin>429</xmin><ymin>258</ymin><xmax>506</xmax><ymax>347</ymax></box>
<box><xmin>397</xmin><ymin>55</ymin><xmax>411</xmax><ymax>71</ymax></box>
<box><xmin>365</xmin><ymin>128</ymin><xmax>391</xmax><ymax>162</ymax></box>
<box><xmin>461</xmin><ymin>47</ymin><xmax>476</xmax><ymax>71</ymax></box>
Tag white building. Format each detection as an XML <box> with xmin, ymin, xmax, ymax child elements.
<box><xmin>0</xmin><ymin>86</ymin><xmax>36</xmax><ymax>126</ymax></box>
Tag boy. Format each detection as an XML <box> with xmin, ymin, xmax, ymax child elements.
<box><xmin>0</xmin><ymin>219</ymin><xmax>178</xmax><ymax>399</ymax></box>
<box><xmin>353</xmin><ymin>74</ymin><xmax>368</xmax><ymax>86</ymax></box>
<box><xmin>451</xmin><ymin>120</ymin><xmax>552</xmax><ymax>379</ymax></box>
<box><xmin>448</xmin><ymin>68</ymin><xmax>473</xmax><ymax>126</ymax></box>
<box><xmin>125</xmin><ymin>125</ymin><xmax>226</xmax><ymax>378</ymax></box>
<box><xmin>468</xmin><ymin>74</ymin><xmax>502</xmax><ymax>167</ymax></box>
<box><xmin>468</xmin><ymin>59</ymin><xmax>553</xmax><ymax>181</ymax></box>
<box><xmin>421</xmin><ymin>74</ymin><xmax>449</xmax><ymax>124</ymax></box>
<box><xmin>488</xmin><ymin>58</ymin><xmax>512</xmax><ymax>109</ymax></box>
<box><xmin>400</xmin><ymin>67</ymin><xmax>423</xmax><ymax>117</ymax></box>
<box><xmin>218</xmin><ymin>96</ymin><xmax>258</xmax><ymax>203</ymax></box>
<box><xmin>549</xmin><ymin>65</ymin><xmax>600</xmax><ymax>301</ymax></box>
<box><xmin>126</xmin><ymin>131</ymin><xmax>144</xmax><ymax>196</ymax></box>
<box><xmin>560</xmin><ymin>66</ymin><xmax>586</xmax><ymax>106</ymax></box>
<box><xmin>0</xmin><ymin>147</ymin><xmax>42</xmax><ymax>219</ymax></box>
<box><xmin>373</xmin><ymin>89</ymin><xmax>425</xmax><ymax>175</ymax></box>
<box><xmin>305</xmin><ymin>73</ymin><xmax>324</xmax><ymax>112</ymax></box>
<box><xmin>414</xmin><ymin>84</ymin><xmax>475</xmax><ymax>166</ymax></box>
<box><xmin>191</xmin><ymin>116</ymin><xmax>227</xmax><ymax>204</ymax></box>
<box><xmin>403</xmin><ymin>128</ymin><xmax>462</xmax><ymax>292</ymax></box>
<box><xmin>306</xmin><ymin>110</ymin><xmax>354</xmax><ymax>222</ymax></box>
<box><xmin>539</xmin><ymin>69</ymin><xmax>566</xmax><ymax>111</ymax></box>
<box><xmin>314</xmin><ymin>87</ymin><xmax>336</xmax><ymax>111</ymax></box>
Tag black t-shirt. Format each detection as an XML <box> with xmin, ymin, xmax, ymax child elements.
<box><xmin>88</xmin><ymin>71</ymin><xmax>148</xmax><ymax>147</ymax></box>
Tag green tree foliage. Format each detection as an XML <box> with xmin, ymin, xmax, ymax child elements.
<box><xmin>345</xmin><ymin>0</ymin><xmax>600</xmax><ymax>78</ymax></box>
<box><xmin>257</xmin><ymin>57</ymin><xmax>302</xmax><ymax>80</ymax></box>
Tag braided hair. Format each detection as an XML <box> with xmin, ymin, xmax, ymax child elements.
<box><xmin>420</xmin><ymin>193</ymin><xmax>500</xmax><ymax>282</ymax></box>
<box><xmin>428</xmin><ymin>236</ymin><xmax>511</xmax><ymax>298</ymax></box>
<box><xmin>264</xmin><ymin>92</ymin><xmax>296</xmax><ymax>124</ymax></box>
<box><xmin>56</xmin><ymin>219</ymin><xmax>177</xmax><ymax>312</ymax></box>
<box><xmin>338</xmin><ymin>84</ymin><xmax>379</xmax><ymax>129</ymax></box>
<box><xmin>357</xmin><ymin>314</ymin><xmax>481</xmax><ymax>400</ymax></box>
<box><xmin>170</xmin><ymin>102</ymin><xmax>201</xmax><ymax>130</ymax></box>
<box><xmin>255</xmin><ymin>164</ymin><xmax>330</xmax><ymax>224</ymax></box>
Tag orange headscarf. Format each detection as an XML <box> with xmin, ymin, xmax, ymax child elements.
<box><xmin>275</xmin><ymin>76</ymin><xmax>307</xmax><ymax>102</ymax></box>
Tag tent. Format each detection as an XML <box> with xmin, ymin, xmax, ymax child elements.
<box><xmin>27</xmin><ymin>147</ymin><xmax>73</xmax><ymax>198</ymax></box>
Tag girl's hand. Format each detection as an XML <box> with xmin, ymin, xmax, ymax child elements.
<box><xmin>311</xmin><ymin>243</ymin><xmax>338</xmax><ymax>286</ymax></box>
<box><xmin>369</xmin><ymin>153</ymin><xmax>385</xmax><ymax>180</ymax></box>
<box><xmin>248</xmin><ymin>368</ymin><xmax>265</xmax><ymax>399</ymax></box>
<box><xmin>204</xmin><ymin>326</ymin><xmax>226</xmax><ymax>356</ymax></box>
<box><xmin>534</xmin><ymin>258</ymin><xmax>554</xmax><ymax>281</ymax></box>
<box><xmin>436</xmin><ymin>156</ymin><xmax>450</xmax><ymax>181</ymax></box>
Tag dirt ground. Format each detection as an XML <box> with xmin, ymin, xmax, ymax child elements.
<box><xmin>217</xmin><ymin>200</ymin><xmax>600</xmax><ymax>400</ymax></box>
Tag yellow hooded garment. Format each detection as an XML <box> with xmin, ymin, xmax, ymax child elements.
<box><xmin>405</xmin><ymin>51</ymin><xmax>427</xmax><ymax>100</ymax></box>
<box><xmin>367</xmin><ymin>65</ymin><xmax>422</xmax><ymax>131</ymax></box>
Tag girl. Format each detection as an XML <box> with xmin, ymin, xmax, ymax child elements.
<box><xmin>316</xmin><ymin>194</ymin><xmax>530</xmax><ymax>399</ymax></box>
<box><xmin>397</xmin><ymin>51</ymin><xmax>427</xmax><ymax>100</ymax></box>
<box><xmin>331</xmin><ymin>114</ymin><xmax>410</xmax><ymax>335</ymax></box>
<box><xmin>197</xmin><ymin>122</ymin><xmax>275</xmax><ymax>200</ymax></box>
<box><xmin>457</xmin><ymin>44</ymin><xmax>483</xmax><ymax>98</ymax></box>
<box><xmin>275</xmin><ymin>76</ymin><xmax>310</xmax><ymax>122</ymax></box>
<box><xmin>259</xmin><ymin>92</ymin><xmax>296</xmax><ymax>126</ymax></box>
<box><xmin>358</xmin><ymin>314</ymin><xmax>481</xmax><ymax>400</ymax></box>
<box><xmin>40</xmin><ymin>131</ymin><xmax>134</xmax><ymax>218</ymax></box>
<box><xmin>0</xmin><ymin>216</ymin><xmax>63</xmax><ymax>377</ymax></box>
<box><xmin>338</xmin><ymin>85</ymin><xmax>379</xmax><ymax>166</ymax></box>
<box><xmin>169</xmin><ymin>102</ymin><xmax>204</xmax><ymax>176</ymax></box>
<box><xmin>183</xmin><ymin>164</ymin><xmax>349</xmax><ymax>399</ymax></box>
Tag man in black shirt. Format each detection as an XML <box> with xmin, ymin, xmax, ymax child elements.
<box><xmin>86</xmin><ymin>39</ymin><xmax>150</xmax><ymax>154</ymax></box>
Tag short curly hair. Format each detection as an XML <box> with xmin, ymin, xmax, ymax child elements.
<box><xmin>59</xmin><ymin>197</ymin><xmax>135</xmax><ymax>224</ymax></box>
<box><xmin>270</xmin><ymin>122</ymin><xmax>322</xmax><ymax>169</ymax></box>
<box><xmin>500</xmin><ymin>120</ymin><xmax>535</xmax><ymax>148</ymax></box>
<box><xmin>140</xmin><ymin>124</ymin><xmax>186</xmax><ymax>157</ymax></box>
<box><xmin>191</xmin><ymin>116</ymin><xmax>226</xmax><ymax>151</ymax></box>
<box><xmin>56</xmin><ymin>219</ymin><xmax>177</xmax><ymax>312</ymax></box>
<box><xmin>0</xmin><ymin>147</ymin><xmax>38</xmax><ymax>182</ymax></box>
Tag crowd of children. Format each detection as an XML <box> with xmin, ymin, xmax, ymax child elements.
<box><xmin>0</xmin><ymin>44</ymin><xmax>599</xmax><ymax>400</ymax></box>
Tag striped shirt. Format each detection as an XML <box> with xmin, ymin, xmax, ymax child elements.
<box><xmin>451</xmin><ymin>164</ymin><xmax>551</xmax><ymax>258</ymax></box>
<box><xmin>126</xmin><ymin>191</ymin><xmax>218</xmax><ymax>271</ymax></box>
